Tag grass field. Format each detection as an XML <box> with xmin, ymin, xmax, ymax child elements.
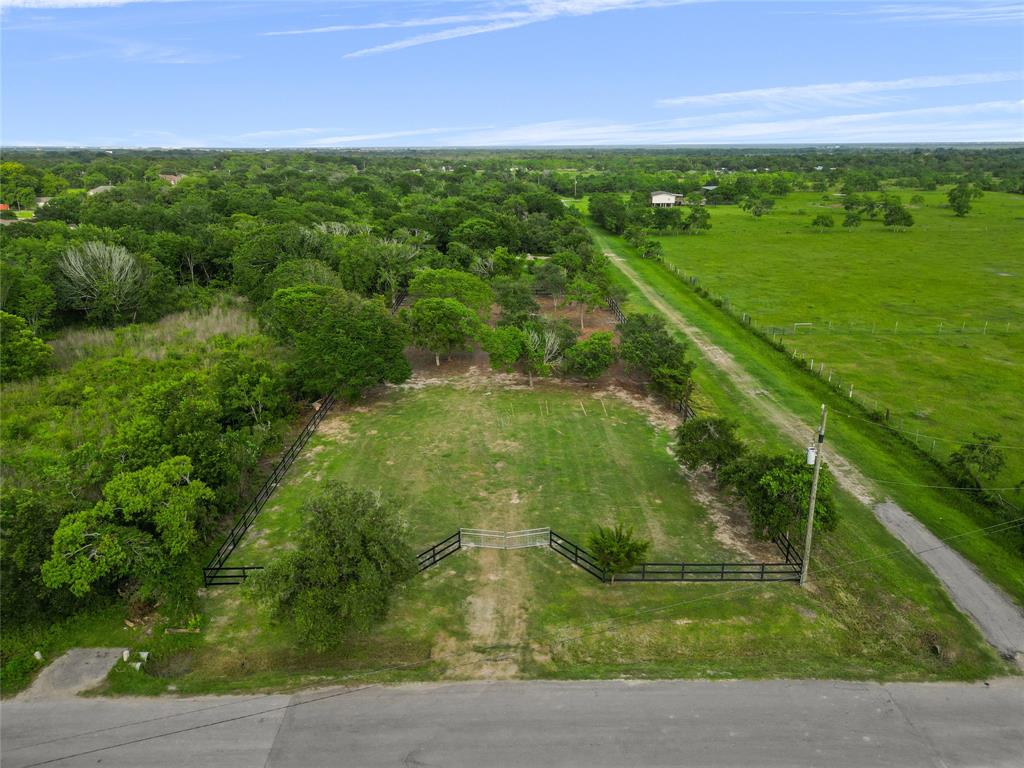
<box><xmin>651</xmin><ymin>189</ymin><xmax>1024</xmax><ymax>490</ymax></box>
<box><xmin>99</xmin><ymin>378</ymin><xmax>1008</xmax><ymax>695</ymax></box>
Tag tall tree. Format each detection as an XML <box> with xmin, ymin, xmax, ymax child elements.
<box><xmin>406</xmin><ymin>297</ymin><xmax>481</xmax><ymax>366</ymax></box>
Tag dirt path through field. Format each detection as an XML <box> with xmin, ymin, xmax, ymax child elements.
<box><xmin>606</xmin><ymin>249</ymin><xmax>1024</xmax><ymax>662</ymax></box>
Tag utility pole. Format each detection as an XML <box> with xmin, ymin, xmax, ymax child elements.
<box><xmin>801</xmin><ymin>404</ymin><xmax>827</xmax><ymax>587</ymax></box>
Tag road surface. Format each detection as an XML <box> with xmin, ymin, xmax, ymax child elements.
<box><xmin>604</xmin><ymin>246</ymin><xmax>1024</xmax><ymax>662</ymax></box>
<box><xmin>2</xmin><ymin>679</ymin><xmax>1022</xmax><ymax>767</ymax></box>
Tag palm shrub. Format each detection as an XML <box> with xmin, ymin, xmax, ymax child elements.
<box><xmin>587</xmin><ymin>524</ymin><xmax>650</xmax><ymax>583</ymax></box>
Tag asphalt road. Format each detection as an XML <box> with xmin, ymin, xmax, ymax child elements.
<box><xmin>3</xmin><ymin>679</ymin><xmax>1022</xmax><ymax>767</ymax></box>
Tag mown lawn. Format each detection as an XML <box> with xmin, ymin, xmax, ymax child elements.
<box><xmin>103</xmin><ymin>380</ymin><xmax>1009</xmax><ymax>695</ymax></box>
<box><xmin>652</xmin><ymin>189</ymin><xmax>1024</xmax><ymax>489</ymax></box>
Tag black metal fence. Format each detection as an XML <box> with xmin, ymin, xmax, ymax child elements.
<box><xmin>203</xmin><ymin>288</ymin><xmax>410</xmax><ymax>587</ymax></box>
<box><xmin>417</xmin><ymin>530</ymin><xmax>461</xmax><ymax>571</ymax></box>
<box><xmin>202</xmin><ymin>393</ymin><xmax>337</xmax><ymax>586</ymax></box>
<box><xmin>416</xmin><ymin>527</ymin><xmax>802</xmax><ymax>584</ymax></box>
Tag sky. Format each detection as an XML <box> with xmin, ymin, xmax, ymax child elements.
<box><xmin>1</xmin><ymin>0</ymin><xmax>1022</xmax><ymax>147</ymax></box>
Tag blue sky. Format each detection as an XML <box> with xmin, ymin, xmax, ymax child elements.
<box><xmin>1</xmin><ymin>0</ymin><xmax>1022</xmax><ymax>146</ymax></box>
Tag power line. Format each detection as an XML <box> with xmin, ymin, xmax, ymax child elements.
<box><xmin>870</xmin><ymin>479</ymin><xmax>1023</xmax><ymax>491</ymax></box>
<box><xmin>17</xmin><ymin>515</ymin><xmax>1024</xmax><ymax>767</ymax></box>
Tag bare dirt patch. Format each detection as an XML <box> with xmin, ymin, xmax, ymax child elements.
<box><xmin>316</xmin><ymin>414</ymin><xmax>354</xmax><ymax>443</ymax></box>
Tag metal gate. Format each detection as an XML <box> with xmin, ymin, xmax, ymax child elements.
<box><xmin>459</xmin><ymin>527</ymin><xmax>550</xmax><ymax>550</ymax></box>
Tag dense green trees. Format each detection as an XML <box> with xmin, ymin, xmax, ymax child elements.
<box><xmin>248</xmin><ymin>482</ymin><xmax>416</xmax><ymax>650</ymax></box>
<box><xmin>265</xmin><ymin>285</ymin><xmax>410</xmax><ymax>397</ymax></box>
<box><xmin>618</xmin><ymin>313</ymin><xmax>694</xmax><ymax>405</ymax></box>
<box><xmin>674</xmin><ymin>417</ymin><xmax>744</xmax><ymax>474</ymax></box>
<box><xmin>676</xmin><ymin>417</ymin><xmax>837</xmax><ymax>541</ymax></box>
<box><xmin>408</xmin><ymin>268</ymin><xmax>493</xmax><ymax>318</ymax></box>
<box><xmin>42</xmin><ymin>456</ymin><xmax>215</xmax><ymax>599</ymax></box>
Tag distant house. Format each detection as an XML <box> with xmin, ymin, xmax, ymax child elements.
<box><xmin>87</xmin><ymin>185</ymin><xmax>115</xmax><ymax>196</ymax></box>
<box><xmin>0</xmin><ymin>204</ymin><xmax>9</xmax><ymax>211</ymax></box>
<box><xmin>158</xmin><ymin>173</ymin><xmax>185</xmax><ymax>186</ymax></box>
<box><xmin>650</xmin><ymin>191</ymin><xmax>684</xmax><ymax>207</ymax></box>
<box><xmin>35</xmin><ymin>197</ymin><xmax>52</xmax><ymax>208</ymax></box>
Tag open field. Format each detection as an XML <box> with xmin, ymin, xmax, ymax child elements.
<box><xmin>92</xmin><ymin>377</ymin><xmax>1008</xmax><ymax>695</ymax></box>
<box><xmin>651</xmin><ymin>189</ymin><xmax>1024</xmax><ymax>490</ymax></box>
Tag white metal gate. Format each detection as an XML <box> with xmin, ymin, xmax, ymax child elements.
<box><xmin>459</xmin><ymin>527</ymin><xmax>550</xmax><ymax>550</ymax></box>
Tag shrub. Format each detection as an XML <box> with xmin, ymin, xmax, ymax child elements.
<box><xmin>587</xmin><ymin>524</ymin><xmax>650</xmax><ymax>583</ymax></box>
<box><xmin>720</xmin><ymin>452</ymin><xmax>837</xmax><ymax>539</ymax></box>
<box><xmin>563</xmin><ymin>332</ymin><xmax>616</xmax><ymax>380</ymax></box>
<box><xmin>0</xmin><ymin>311</ymin><xmax>51</xmax><ymax>381</ymax></box>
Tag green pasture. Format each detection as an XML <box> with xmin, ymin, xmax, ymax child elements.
<box><xmin>652</xmin><ymin>189</ymin><xmax>1024</xmax><ymax>487</ymax></box>
<box><xmin>104</xmin><ymin>382</ymin><xmax>1007</xmax><ymax>694</ymax></box>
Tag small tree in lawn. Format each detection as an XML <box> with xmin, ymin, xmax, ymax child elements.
<box><xmin>406</xmin><ymin>297</ymin><xmax>481</xmax><ymax>366</ymax></box>
<box><xmin>248</xmin><ymin>482</ymin><xmax>416</xmax><ymax>650</ymax></box>
<box><xmin>563</xmin><ymin>276</ymin><xmax>603</xmax><ymax>332</ymax></box>
<box><xmin>587</xmin><ymin>524</ymin><xmax>650</xmax><ymax>583</ymax></box>
<box><xmin>947</xmin><ymin>182</ymin><xmax>983</xmax><ymax>217</ymax></box>
<box><xmin>842</xmin><ymin>212</ymin><xmax>861</xmax><ymax>229</ymax></box>
<box><xmin>720</xmin><ymin>452</ymin><xmax>837</xmax><ymax>540</ymax></box>
<box><xmin>684</xmin><ymin>205</ymin><xmax>711</xmax><ymax>234</ymax></box>
<box><xmin>675</xmin><ymin>417</ymin><xmax>745</xmax><ymax>476</ymax></box>
<box><xmin>811</xmin><ymin>213</ymin><xmax>834</xmax><ymax>232</ymax></box>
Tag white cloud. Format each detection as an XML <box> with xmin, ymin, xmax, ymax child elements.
<box><xmin>304</xmin><ymin>125</ymin><xmax>490</xmax><ymax>146</ymax></box>
<box><xmin>445</xmin><ymin>100</ymin><xmax>1024</xmax><ymax>145</ymax></box>
<box><xmin>266</xmin><ymin>0</ymin><xmax>709</xmax><ymax>57</ymax></box>
<box><xmin>1</xmin><ymin>0</ymin><xmax>182</xmax><ymax>7</ymax></box>
<box><xmin>658</xmin><ymin>72</ymin><xmax>1024</xmax><ymax>109</ymax></box>
<box><xmin>236</xmin><ymin>127</ymin><xmax>328</xmax><ymax>141</ymax></box>
<box><xmin>849</xmin><ymin>3</ymin><xmax>1024</xmax><ymax>24</ymax></box>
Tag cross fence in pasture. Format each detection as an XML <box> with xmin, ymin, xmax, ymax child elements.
<box><xmin>416</xmin><ymin>527</ymin><xmax>802</xmax><ymax>584</ymax></box>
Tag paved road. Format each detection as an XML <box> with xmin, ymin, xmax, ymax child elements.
<box><xmin>2</xmin><ymin>680</ymin><xmax>1022</xmax><ymax>767</ymax></box>
<box><xmin>603</xmin><ymin>244</ymin><xmax>1024</xmax><ymax>661</ymax></box>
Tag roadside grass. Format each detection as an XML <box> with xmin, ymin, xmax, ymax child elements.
<box><xmin>593</xmin><ymin>224</ymin><xmax>1024</xmax><ymax>607</ymax></box>
<box><xmin>105</xmin><ymin>381</ymin><xmax>1009</xmax><ymax>694</ymax></box>
<box><xmin>651</xmin><ymin>189</ymin><xmax>1024</xmax><ymax>490</ymax></box>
